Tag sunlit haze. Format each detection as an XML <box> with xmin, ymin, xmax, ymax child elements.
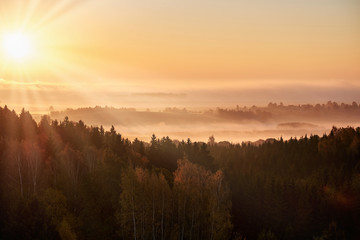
<box><xmin>0</xmin><ymin>0</ymin><xmax>359</xmax><ymax>141</ymax></box>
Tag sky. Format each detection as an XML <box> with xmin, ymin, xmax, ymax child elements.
<box><xmin>0</xmin><ymin>0</ymin><xmax>359</xmax><ymax>113</ymax></box>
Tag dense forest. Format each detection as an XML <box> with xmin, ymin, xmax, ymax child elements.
<box><xmin>0</xmin><ymin>105</ymin><xmax>360</xmax><ymax>239</ymax></box>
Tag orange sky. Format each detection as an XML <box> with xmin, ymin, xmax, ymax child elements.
<box><xmin>0</xmin><ymin>0</ymin><xmax>360</xmax><ymax>112</ymax></box>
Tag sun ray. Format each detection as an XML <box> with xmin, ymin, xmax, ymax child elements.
<box><xmin>0</xmin><ymin>1</ymin><xmax>99</xmax><ymax>112</ymax></box>
<box><xmin>21</xmin><ymin>0</ymin><xmax>42</xmax><ymax>30</ymax></box>
<box><xmin>30</xmin><ymin>0</ymin><xmax>89</xmax><ymax>31</ymax></box>
<box><xmin>43</xmin><ymin>57</ymin><xmax>101</xmax><ymax>106</ymax></box>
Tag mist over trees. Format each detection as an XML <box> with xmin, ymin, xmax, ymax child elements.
<box><xmin>50</xmin><ymin>101</ymin><xmax>360</xmax><ymax>126</ymax></box>
<box><xmin>48</xmin><ymin>102</ymin><xmax>360</xmax><ymax>143</ymax></box>
<box><xmin>0</xmin><ymin>105</ymin><xmax>360</xmax><ymax>239</ymax></box>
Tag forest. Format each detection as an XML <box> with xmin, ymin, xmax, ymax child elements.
<box><xmin>0</xmin><ymin>105</ymin><xmax>360</xmax><ymax>240</ymax></box>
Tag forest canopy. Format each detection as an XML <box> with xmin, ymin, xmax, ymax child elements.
<box><xmin>0</xmin><ymin>106</ymin><xmax>359</xmax><ymax>239</ymax></box>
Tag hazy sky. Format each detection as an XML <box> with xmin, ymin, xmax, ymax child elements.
<box><xmin>0</xmin><ymin>0</ymin><xmax>359</xmax><ymax>112</ymax></box>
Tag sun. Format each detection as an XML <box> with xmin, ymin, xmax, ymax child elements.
<box><xmin>2</xmin><ymin>32</ymin><xmax>33</xmax><ymax>62</ymax></box>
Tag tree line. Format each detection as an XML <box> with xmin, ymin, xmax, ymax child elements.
<box><xmin>0</xmin><ymin>105</ymin><xmax>359</xmax><ymax>239</ymax></box>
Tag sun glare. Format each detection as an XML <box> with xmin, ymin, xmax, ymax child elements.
<box><xmin>2</xmin><ymin>32</ymin><xmax>33</xmax><ymax>62</ymax></box>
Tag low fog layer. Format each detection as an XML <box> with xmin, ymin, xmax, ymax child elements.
<box><xmin>3</xmin><ymin>81</ymin><xmax>360</xmax><ymax>116</ymax></box>
<box><xmin>50</xmin><ymin>101</ymin><xmax>360</xmax><ymax>143</ymax></box>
